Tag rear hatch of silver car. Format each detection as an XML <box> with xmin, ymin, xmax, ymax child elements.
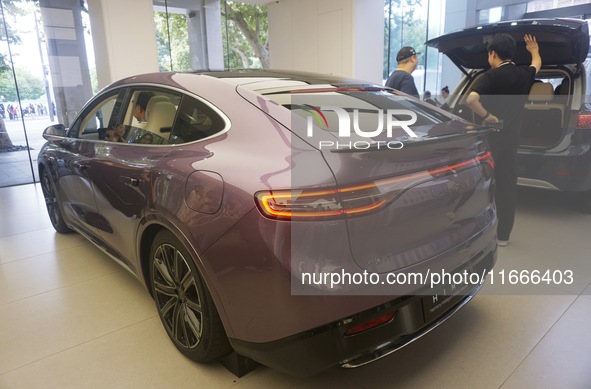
<box><xmin>426</xmin><ymin>18</ymin><xmax>590</xmax><ymax>150</ymax></box>
<box><xmin>426</xmin><ymin>18</ymin><xmax>589</xmax><ymax>72</ymax></box>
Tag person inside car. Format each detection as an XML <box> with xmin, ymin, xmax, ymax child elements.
<box><xmin>138</xmin><ymin>132</ymin><xmax>154</xmax><ymax>144</ymax></box>
<box><xmin>132</xmin><ymin>92</ymin><xmax>152</xmax><ymax>128</ymax></box>
<box><xmin>105</xmin><ymin>124</ymin><xmax>127</xmax><ymax>142</ymax></box>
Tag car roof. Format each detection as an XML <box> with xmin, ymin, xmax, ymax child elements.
<box><xmin>198</xmin><ymin>69</ymin><xmax>359</xmax><ymax>85</ymax></box>
<box><xmin>427</xmin><ymin>18</ymin><xmax>590</xmax><ymax>71</ymax></box>
<box><xmin>111</xmin><ymin>69</ymin><xmax>384</xmax><ymax>95</ymax></box>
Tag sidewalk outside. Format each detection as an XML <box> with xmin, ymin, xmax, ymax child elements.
<box><xmin>0</xmin><ymin>115</ymin><xmax>56</xmax><ymax>187</ymax></box>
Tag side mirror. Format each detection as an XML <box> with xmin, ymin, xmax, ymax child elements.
<box><xmin>43</xmin><ymin>124</ymin><xmax>67</xmax><ymax>141</ymax></box>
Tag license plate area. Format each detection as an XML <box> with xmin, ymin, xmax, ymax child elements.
<box><xmin>421</xmin><ymin>279</ymin><xmax>473</xmax><ymax>323</ymax></box>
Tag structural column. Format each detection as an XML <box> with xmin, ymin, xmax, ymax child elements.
<box><xmin>39</xmin><ymin>0</ymin><xmax>94</xmax><ymax>127</ymax></box>
<box><xmin>187</xmin><ymin>0</ymin><xmax>224</xmax><ymax>70</ymax></box>
<box><xmin>86</xmin><ymin>0</ymin><xmax>159</xmax><ymax>89</ymax></box>
<box><xmin>267</xmin><ymin>0</ymin><xmax>383</xmax><ymax>84</ymax></box>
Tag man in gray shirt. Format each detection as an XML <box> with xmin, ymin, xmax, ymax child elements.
<box><xmin>385</xmin><ymin>46</ymin><xmax>420</xmax><ymax>98</ymax></box>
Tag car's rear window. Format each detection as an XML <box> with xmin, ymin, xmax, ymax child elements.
<box><xmin>265</xmin><ymin>88</ymin><xmax>452</xmax><ymax>137</ymax></box>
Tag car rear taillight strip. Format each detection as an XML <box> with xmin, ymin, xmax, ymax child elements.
<box><xmin>255</xmin><ymin>152</ymin><xmax>493</xmax><ymax>220</ymax></box>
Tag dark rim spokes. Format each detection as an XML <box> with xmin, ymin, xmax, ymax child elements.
<box><xmin>153</xmin><ymin>243</ymin><xmax>203</xmax><ymax>349</ymax></box>
<box><xmin>41</xmin><ymin>171</ymin><xmax>59</xmax><ymax>226</ymax></box>
<box><xmin>150</xmin><ymin>230</ymin><xmax>231</xmax><ymax>361</ymax></box>
<box><xmin>179</xmin><ymin>270</ymin><xmax>203</xmax><ymax>342</ymax></box>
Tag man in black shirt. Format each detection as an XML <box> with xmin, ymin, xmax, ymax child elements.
<box><xmin>467</xmin><ymin>33</ymin><xmax>541</xmax><ymax>246</ymax></box>
<box><xmin>385</xmin><ymin>46</ymin><xmax>420</xmax><ymax>98</ymax></box>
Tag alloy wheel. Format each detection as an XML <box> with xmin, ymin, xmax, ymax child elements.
<box><xmin>40</xmin><ymin>169</ymin><xmax>70</xmax><ymax>233</ymax></box>
<box><xmin>152</xmin><ymin>242</ymin><xmax>203</xmax><ymax>349</ymax></box>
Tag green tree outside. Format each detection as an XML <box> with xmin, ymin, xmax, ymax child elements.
<box><xmin>152</xmin><ymin>1</ymin><xmax>269</xmax><ymax>72</ymax></box>
<box><xmin>0</xmin><ymin>0</ymin><xmax>29</xmax><ymax>150</ymax></box>
<box><xmin>0</xmin><ymin>67</ymin><xmax>44</xmax><ymax>101</ymax></box>
<box><xmin>221</xmin><ymin>0</ymin><xmax>268</xmax><ymax>69</ymax></box>
<box><xmin>154</xmin><ymin>11</ymin><xmax>191</xmax><ymax>71</ymax></box>
<box><xmin>383</xmin><ymin>0</ymin><xmax>427</xmax><ymax>80</ymax></box>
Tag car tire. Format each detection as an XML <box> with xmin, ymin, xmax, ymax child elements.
<box><xmin>149</xmin><ymin>230</ymin><xmax>231</xmax><ymax>362</ymax></box>
<box><xmin>40</xmin><ymin>167</ymin><xmax>72</xmax><ymax>233</ymax></box>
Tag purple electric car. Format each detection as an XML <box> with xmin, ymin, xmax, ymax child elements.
<box><xmin>38</xmin><ymin>70</ymin><xmax>497</xmax><ymax>376</ymax></box>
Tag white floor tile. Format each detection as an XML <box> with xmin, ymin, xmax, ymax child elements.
<box><xmin>0</xmin><ymin>228</ymin><xmax>87</xmax><ymax>264</ymax></box>
<box><xmin>340</xmin><ymin>294</ymin><xmax>576</xmax><ymax>389</ymax></box>
<box><xmin>0</xmin><ymin>271</ymin><xmax>156</xmax><ymax>375</ymax></box>
<box><xmin>1</xmin><ymin>183</ymin><xmax>590</xmax><ymax>388</ymax></box>
<box><xmin>0</xmin><ymin>243</ymin><xmax>122</xmax><ymax>306</ymax></box>
<box><xmin>0</xmin><ymin>318</ymin><xmax>241</xmax><ymax>389</ymax></box>
<box><xmin>501</xmin><ymin>297</ymin><xmax>591</xmax><ymax>389</ymax></box>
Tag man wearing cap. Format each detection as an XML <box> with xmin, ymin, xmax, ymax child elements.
<box><xmin>385</xmin><ymin>46</ymin><xmax>420</xmax><ymax>98</ymax></box>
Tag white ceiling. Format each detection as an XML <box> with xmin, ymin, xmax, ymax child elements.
<box><xmin>153</xmin><ymin>0</ymin><xmax>273</xmax><ymax>9</ymax></box>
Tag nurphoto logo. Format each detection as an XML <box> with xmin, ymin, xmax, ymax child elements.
<box><xmin>301</xmin><ymin>105</ymin><xmax>418</xmax><ymax>150</ymax></box>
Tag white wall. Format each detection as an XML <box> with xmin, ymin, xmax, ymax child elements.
<box><xmin>352</xmin><ymin>0</ymin><xmax>384</xmax><ymax>84</ymax></box>
<box><xmin>87</xmin><ymin>0</ymin><xmax>159</xmax><ymax>88</ymax></box>
<box><xmin>267</xmin><ymin>0</ymin><xmax>383</xmax><ymax>84</ymax></box>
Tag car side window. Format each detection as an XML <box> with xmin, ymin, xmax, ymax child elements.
<box><xmin>123</xmin><ymin>90</ymin><xmax>180</xmax><ymax>145</ymax></box>
<box><xmin>169</xmin><ymin>95</ymin><xmax>227</xmax><ymax>144</ymax></box>
<box><xmin>69</xmin><ymin>91</ymin><xmax>123</xmax><ymax>140</ymax></box>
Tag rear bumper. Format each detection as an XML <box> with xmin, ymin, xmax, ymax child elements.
<box><xmin>341</xmin><ymin>281</ymin><xmax>481</xmax><ymax>369</ymax></box>
<box><xmin>518</xmin><ymin>137</ymin><xmax>591</xmax><ymax>192</ymax></box>
<box><xmin>228</xmin><ymin>241</ymin><xmax>497</xmax><ymax>377</ymax></box>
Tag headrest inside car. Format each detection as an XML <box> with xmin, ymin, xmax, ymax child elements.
<box><xmin>529</xmin><ymin>82</ymin><xmax>553</xmax><ymax>102</ymax></box>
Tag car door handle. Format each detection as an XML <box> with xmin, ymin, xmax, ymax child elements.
<box><xmin>120</xmin><ymin>176</ymin><xmax>140</xmax><ymax>187</ymax></box>
<box><xmin>73</xmin><ymin>161</ymin><xmax>88</xmax><ymax>170</ymax></box>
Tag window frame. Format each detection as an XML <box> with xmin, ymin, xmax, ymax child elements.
<box><xmin>67</xmin><ymin>84</ymin><xmax>232</xmax><ymax>146</ymax></box>
<box><xmin>67</xmin><ymin>88</ymin><xmax>127</xmax><ymax>140</ymax></box>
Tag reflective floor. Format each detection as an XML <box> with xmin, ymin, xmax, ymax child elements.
<box><xmin>1</xmin><ymin>184</ymin><xmax>590</xmax><ymax>388</ymax></box>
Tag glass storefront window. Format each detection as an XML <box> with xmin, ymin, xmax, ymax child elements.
<box><xmin>153</xmin><ymin>10</ymin><xmax>190</xmax><ymax>71</ymax></box>
<box><xmin>383</xmin><ymin>0</ymin><xmax>445</xmax><ymax>102</ymax></box>
<box><xmin>1</xmin><ymin>0</ymin><xmax>273</xmax><ymax>187</ymax></box>
<box><xmin>0</xmin><ymin>0</ymin><xmax>95</xmax><ymax>188</ymax></box>
<box><xmin>527</xmin><ymin>0</ymin><xmax>591</xmax><ymax>12</ymax></box>
<box><xmin>151</xmin><ymin>1</ymin><xmax>268</xmax><ymax>72</ymax></box>
<box><xmin>478</xmin><ymin>7</ymin><xmax>503</xmax><ymax>24</ymax></box>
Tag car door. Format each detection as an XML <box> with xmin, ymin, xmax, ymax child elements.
<box><xmin>89</xmin><ymin>88</ymin><xmax>178</xmax><ymax>269</ymax></box>
<box><xmin>49</xmin><ymin>89</ymin><xmax>124</xmax><ymax>240</ymax></box>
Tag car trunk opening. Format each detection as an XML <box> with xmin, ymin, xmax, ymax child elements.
<box><xmin>455</xmin><ymin>67</ymin><xmax>582</xmax><ymax>150</ymax></box>
<box><xmin>427</xmin><ymin>18</ymin><xmax>590</xmax><ymax>151</ymax></box>
<box><xmin>426</xmin><ymin>18</ymin><xmax>589</xmax><ymax>73</ymax></box>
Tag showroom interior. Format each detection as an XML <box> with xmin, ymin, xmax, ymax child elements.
<box><xmin>1</xmin><ymin>0</ymin><xmax>591</xmax><ymax>387</ymax></box>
